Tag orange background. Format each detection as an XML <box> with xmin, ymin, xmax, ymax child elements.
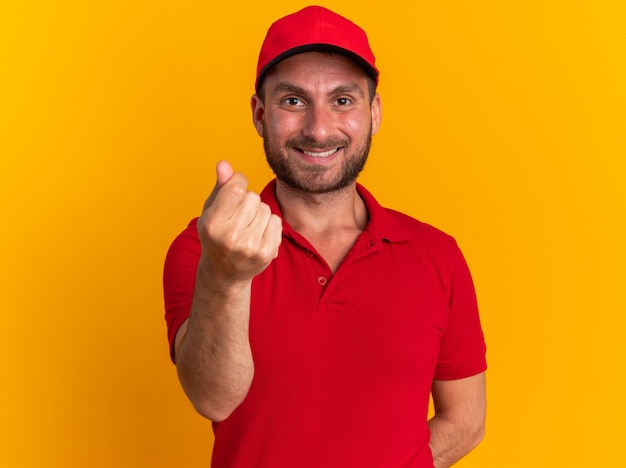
<box><xmin>1</xmin><ymin>1</ymin><xmax>625</xmax><ymax>466</ymax></box>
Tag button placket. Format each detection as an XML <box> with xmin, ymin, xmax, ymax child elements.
<box><xmin>301</xmin><ymin>245</ymin><xmax>331</xmax><ymax>295</ymax></box>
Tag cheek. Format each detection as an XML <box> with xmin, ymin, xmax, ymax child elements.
<box><xmin>267</xmin><ymin>113</ymin><xmax>300</xmax><ymax>138</ymax></box>
<box><xmin>344</xmin><ymin>114</ymin><xmax>371</xmax><ymax>135</ymax></box>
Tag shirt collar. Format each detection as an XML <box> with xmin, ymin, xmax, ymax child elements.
<box><xmin>260</xmin><ymin>179</ymin><xmax>411</xmax><ymax>244</ymax></box>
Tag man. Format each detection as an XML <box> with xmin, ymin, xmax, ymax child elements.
<box><xmin>164</xmin><ymin>6</ymin><xmax>486</xmax><ymax>467</ymax></box>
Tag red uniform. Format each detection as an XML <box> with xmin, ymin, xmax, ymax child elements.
<box><xmin>164</xmin><ymin>181</ymin><xmax>487</xmax><ymax>467</ymax></box>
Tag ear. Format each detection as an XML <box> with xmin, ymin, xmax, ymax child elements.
<box><xmin>251</xmin><ymin>94</ymin><xmax>265</xmax><ymax>137</ymax></box>
<box><xmin>370</xmin><ymin>93</ymin><xmax>382</xmax><ymax>136</ymax></box>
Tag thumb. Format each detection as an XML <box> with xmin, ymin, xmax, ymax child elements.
<box><xmin>215</xmin><ymin>160</ymin><xmax>234</xmax><ymax>187</ymax></box>
<box><xmin>203</xmin><ymin>160</ymin><xmax>235</xmax><ymax>211</ymax></box>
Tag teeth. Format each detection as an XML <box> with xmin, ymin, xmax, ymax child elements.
<box><xmin>302</xmin><ymin>148</ymin><xmax>338</xmax><ymax>158</ymax></box>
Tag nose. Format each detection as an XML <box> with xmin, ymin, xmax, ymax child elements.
<box><xmin>302</xmin><ymin>104</ymin><xmax>334</xmax><ymax>142</ymax></box>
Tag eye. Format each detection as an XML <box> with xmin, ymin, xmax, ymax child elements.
<box><xmin>336</xmin><ymin>97</ymin><xmax>352</xmax><ymax>106</ymax></box>
<box><xmin>283</xmin><ymin>97</ymin><xmax>304</xmax><ymax>106</ymax></box>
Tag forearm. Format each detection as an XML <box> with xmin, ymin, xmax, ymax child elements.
<box><xmin>428</xmin><ymin>413</ymin><xmax>484</xmax><ymax>468</ymax></box>
<box><xmin>428</xmin><ymin>374</ymin><xmax>486</xmax><ymax>468</ymax></box>
<box><xmin>173</xmin><ymin>162</ymin><xmax>282</xmax><ymax>421</ymax></box>
<box><xmin>176</xmin><ymin>262</ymin><xmax>255</xmax><ymax>422</ymax></box>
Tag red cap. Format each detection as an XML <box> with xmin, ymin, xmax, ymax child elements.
<box><xmin>255</xmin><ymin>6</ymin><xmax>379</xmax><ymax>91</ymax></box>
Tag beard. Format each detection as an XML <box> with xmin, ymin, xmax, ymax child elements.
<box><xmin>263</xmin><ymin>128</ymin><xmax>372</xmax><ymax>195</ymax></box>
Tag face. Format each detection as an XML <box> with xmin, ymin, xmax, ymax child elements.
<box><xmin>251</xmin><ymin>52</ymin><xmax>381</xmax><ymax>194</ymax></box>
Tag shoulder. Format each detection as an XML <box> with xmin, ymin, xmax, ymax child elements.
<box><xmin>358</xmin><ymin>183</ymin><xmax>465</xmax><ymax>267</ymax></box>
<box><xmin>381</xmin><ymin>208</ymin><xmax>465</xmax><ymax>271</ymax></box>
<box><xmin>172</xmin><ymin>217</ymin><xmax>200</xmax><ymax>243</ymax></box>
<box><xmin>386</xmin><ymin>208</ymin><xmax>453</xmax><ymax>239</ymax></box>
<box><xmin>358</xmin><ymin>184</ymin><xmax>452</xmax><ymax>236</ymax></box>
<box><xmin>359</xmin><ymin>182</ymin><xmax>458</xmax><ymax>252</ymax></box>
<box><xmin>164</xmin><ymin>218</ymin><xmax>201</xmax><ymax>268</ymax></box>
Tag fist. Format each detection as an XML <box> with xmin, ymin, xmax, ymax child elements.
<box><xmin>197</xmin><ymin>161</ymin><xmax>283</xmax><ymax>283</ymax></box>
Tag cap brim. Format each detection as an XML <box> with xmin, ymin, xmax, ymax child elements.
<box><xmin>256</xmin><ymin>44</ymin><xmax>379</xmax><ymax>91</ymax></box>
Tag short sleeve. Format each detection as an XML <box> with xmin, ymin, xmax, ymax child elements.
<box><xmin>434</xmin><ymin>242</ymin><xmax>487</xmax><ymax>380</ymax></box>
<box><xmin>163</xmin><ymin>218</ymin><xmax>201</xmax><ymax>362</ymax></box>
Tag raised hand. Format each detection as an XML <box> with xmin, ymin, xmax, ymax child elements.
<box><xmin>197</xmin><ymin>161</ymin><xmax>283</xmax><ymax>284</ymax></box>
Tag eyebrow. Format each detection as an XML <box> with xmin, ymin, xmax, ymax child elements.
<box><xmin>271</xmin><ymin>82</ymin><xmax>308</xmax><ymax>97</ymax></box>
<box><xmin>270</xmin><ymin>81</ymin><xmax>365</xmax><ymax>99</ymax></box>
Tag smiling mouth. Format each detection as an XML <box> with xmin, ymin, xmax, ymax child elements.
<box><xmin>298</xmin><ymin>148</ymin><xmax>340</xmax><ymax>158</ymax></box>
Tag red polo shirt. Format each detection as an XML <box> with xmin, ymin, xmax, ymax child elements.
<box><xmin>163</xmin><ymin>180</ymin><xmax>486</xmax><ymax>467</ymax></box>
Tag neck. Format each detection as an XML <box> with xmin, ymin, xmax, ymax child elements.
<box><xmin>275</xmin><ymin>180</ymin><xmax>368</xmax><ymax>237</ymax></box>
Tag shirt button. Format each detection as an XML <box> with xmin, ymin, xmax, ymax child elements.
<box><xmin>317</xmin><ymin>276</ymin><xmax>327</xmax><ymax>286</ymax></box>
<box><xmin>306</xmin><ymin>250</ymin><xmax>314</xmax><ymax>258</ymax></box>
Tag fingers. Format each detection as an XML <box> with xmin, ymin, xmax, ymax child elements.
<box><xmin>220</xmin><ymin>191</ymin><xmax>266</xmax><ymax>247</ymax></box>
<box><xmin>197</xmin><ymin>161</ymin><xmax>283</xmax><ymax>282</ymax></box>
<box><xmin>264</xmin><ymin>214</ymin><xmax>283</xmax><ymax>260</ymax></box>
<box><xmin>218</xmin><ymin>193</ymin><xmax>281</xmax><ymax>261</ymax></box>
<box><xmin>244</xmin><ymin>201</ymin><xmax>283</xmax><ymax>261</ymax></box>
